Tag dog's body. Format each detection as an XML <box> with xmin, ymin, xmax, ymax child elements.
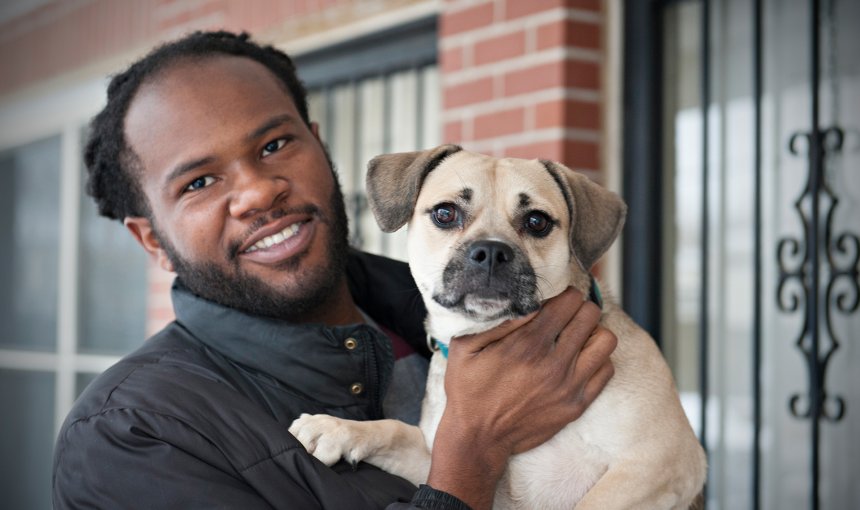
<box><xmin>290</xmin><ymin>146</ymin><xmax>707</xmax><ymax>509</ymax></box>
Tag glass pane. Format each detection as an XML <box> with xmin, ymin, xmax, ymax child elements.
<box><xmin>75</xmin><ymin>371</ymin><xmax>99</xmax><ymax>398</ymax></box>
<box><xmin>816</xmin><ymin>0</ymin><xmax>860</xmax><ymax>506</ymax></box>
<box><xmin>388</xmin><ymin>69</ymin><xmax>419</xmax><ymax>153</ymax></box>
<box><xmin>421</xmin><ymin>66</ymin><xmax>441</xmax><ymax>148</ymax></box>
<box><xmin>358</xmin><ymin>76</ymin><xmax>386</xmax><ymax>255</ymax></box>
<box><xmin>662</xmin><ymin>0</ymin><xmax>704</xmax><ymax>427</ymax></box>
<box><xmin>307</xmin><ymin>90</ymin><xmax>327</xmax><ymax>136</ymax></box>
<box><xmin>0</xmin><ymin>369</ymin><xmax>55</xmax><ymax>510</ymax></box>
<box><xmin>77</xmin><ymin>137</ymin><xmax>149</xmax><ymax>355</ymax></box>
<box><xmin>330</xmin><ymin>83</ymin><xmax>357</xmax><ymax>191</ymax></box>
<box><xmin>760</xmin><ymin>2</ymin><xmax>812</xmax><ymax>507</ymax></box>
<box><xmin>706</xmin><ymin>0</ymin><xmax>758</xmax><ymax>506</ymax></box>
<box><xmin>384</xmin><ymin>70</ymin><xmax>420</xmax><ymax>261</ymax></box>
<box><xmin>328</xmin><ymin>83</ymin><xmax>365</xmax><ymax>249</ymax></box>
<box><xmin>0</xmin><ymin>136</ymin><xmax>60</xmax><ymax>351</ymax></box>
<box><xmin>665</xmin><ymin>1</ymin><xmax>759</xmax><ymax>507</ymax></box>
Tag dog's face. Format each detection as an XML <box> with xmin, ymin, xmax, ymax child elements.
<box><xmin>366</xmin><ymin>145</ymin><xmax>626</xmax><ymax>335</ymax></box>
<box><xmin>406</xmin><ymin>151</ymin><xmax>572</xmax><ymax>321</ymax></box>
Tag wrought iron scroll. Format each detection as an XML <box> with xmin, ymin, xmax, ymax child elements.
<box><xmin>777</xmin><ymin>126</ymin><xmax>854</xmax><ymax>424</ymax></box>
<box><xmin>776</xmin><ymin>2</ymin><xmax>857</xmax><ymax>508</ymax></box>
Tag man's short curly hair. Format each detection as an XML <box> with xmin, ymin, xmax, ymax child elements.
<box><xmin>84</xmin><ymin>30</ymin><xmax>311</xmax><ymax>221</ymax></box>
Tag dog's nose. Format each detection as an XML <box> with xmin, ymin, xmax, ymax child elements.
<box><xmin>468</xmin><ymin>240</ymin><xmax>514</xmax><ymax>274</ymax></box>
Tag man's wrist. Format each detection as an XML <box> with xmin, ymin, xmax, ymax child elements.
<box><xmin>410</xmin><ymin>484</ymin><xmax>473</xmax><ymax>510</ymax></box>
<box><xmin>426</xmin><ymin>416</ymin><xmax>509</xmax><ymax>510</ymax></box>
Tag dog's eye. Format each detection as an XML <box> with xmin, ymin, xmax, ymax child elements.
<box><xmin>524</xmin><ymin>211</ymin><xmax>553</xmax><ymax>237</ymax></box>
<box><xmin>431</xmin><ymin>203</ymin><xmax>460</xmax><ymax>228</ymax></box>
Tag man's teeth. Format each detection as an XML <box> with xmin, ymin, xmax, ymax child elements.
<box><xmin>245</xmin><ymin>223</ymin><xmax>301</xmax><ymax>253</ymax></box>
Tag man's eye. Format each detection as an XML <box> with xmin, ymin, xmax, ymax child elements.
<box><xmin>431</xmin><ymin>203</ymin><xmax>461</xmax><ymax>228</ymax></box>
<box><xmin>261</xmin><ymin>138</ymin><xmax>287</xmax><ymax>157</ymax></box>
<box><xmin>185</xmin><ymin>176</ymin><xmax>215</xmax><ymax>192</ymax></box>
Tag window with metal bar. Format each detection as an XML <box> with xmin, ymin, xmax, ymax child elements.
<box><xmin>295</xmin><ymin>16</ymin><xmax>439</xmax><ymax>260</ymax></box>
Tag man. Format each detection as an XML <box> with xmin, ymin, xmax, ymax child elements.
<box><xmin>53</xmin><ymin>31</ymin><xmax>616</xmax><ymax>510</ymax></box>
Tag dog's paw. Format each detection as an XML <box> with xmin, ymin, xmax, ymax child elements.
<box><xmin>288</xmin><ymin>413</ymin><xmax>374</xmax><ymax>467</ymax></box>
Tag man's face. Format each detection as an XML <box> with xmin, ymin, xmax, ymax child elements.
<box><xmin>123</xmin><ymin>55</ymin><xmax>349</xmax><ymax>321</ymax></box>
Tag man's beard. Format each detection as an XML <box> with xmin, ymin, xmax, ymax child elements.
<box><xmin>154</xmin><ymin>170</ymin><xmax>351</xmax><ymax>322</ymax></box>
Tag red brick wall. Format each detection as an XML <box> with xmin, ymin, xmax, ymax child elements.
<box><xmin>0</xmin><ymin>0</ymin><xmax>426</xmax><ymax>97</ymax></box>
<box><xmin>439</xmin><ymin>0</ymin><xmax>603</xmax><ymax>176</ymax></box>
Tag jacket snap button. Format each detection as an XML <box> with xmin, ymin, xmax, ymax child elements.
<box><xmin>344</xmin><ymin>337</ymin><xmax>358</xmax><ymax>350</ymax></box>
<box><xmin>350</xmin><ymin>382</ymin><xmax>364</xmax><ymax>395</ymax></box>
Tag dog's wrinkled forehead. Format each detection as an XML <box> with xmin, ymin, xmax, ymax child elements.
<box><xmin>415</xmin><ymin>152</ymin><xmax>571</xmax><ymax>224</ymax></box>
<box><xmin>366</xmin><ymin>145</ymin><xmax>626</xmax><ymax>270</ymax></box>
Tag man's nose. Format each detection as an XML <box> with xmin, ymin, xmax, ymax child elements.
<box><xmin>228</xmin><ymin>164</ymin><xmax>290</xmax><ymax>219</ymax></box>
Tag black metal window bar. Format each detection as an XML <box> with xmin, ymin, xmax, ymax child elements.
<box><xmin>770</xmin><ymin>0</ymin><xmax>857</xmax><ymax>508</ymax></box>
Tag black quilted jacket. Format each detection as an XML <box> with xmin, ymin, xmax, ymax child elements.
<box><xmin>52</xmin><ymin>250</ymin><xmax>468</xmax><ymax>510</ymax></box>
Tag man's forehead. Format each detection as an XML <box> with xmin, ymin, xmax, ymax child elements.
<box><xmin>126</xmin><ymin>55</ymin><xmax>298</xmax><ymax>134</ymax></box>
<box><xmin>135</xmin><ymin>54</ymin><xmax>289</xmax><ymax>102</ymax></box>
<box><xmin>122</xmin><ymin>54</ymin><xmax>301</xmax><ymax>188</ymax></box>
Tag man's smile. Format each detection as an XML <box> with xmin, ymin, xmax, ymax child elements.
<box><xmin>238</xmin><ymin>214</ymin><xmax>317</xmax><ymax>265</ymax></box>
<box><xmin>244</xmin><ymin>220</ymin><xmax>305</xmax><ymax>253</ymax></box>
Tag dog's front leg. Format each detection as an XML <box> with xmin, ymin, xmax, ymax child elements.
<box><xmin>289</xmin><ymin>414</ymin><xmax>431</xmax><ymax>486</ymax></box>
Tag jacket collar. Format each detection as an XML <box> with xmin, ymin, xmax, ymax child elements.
<box><xmin>169</xmin><ymin>250</ymin><xmax>428</xmax><ymax>417</ymax></box>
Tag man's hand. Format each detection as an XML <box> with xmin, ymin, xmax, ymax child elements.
<box><xmin>426</xmin><ymin>287</ymin><xmax>617</xmax><ymax>510</ymax></box>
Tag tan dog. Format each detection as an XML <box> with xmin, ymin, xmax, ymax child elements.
<box><xmin>290</xmin><ymin>145</ymin><xmax>707</xmax><ymax>509</ymax></box>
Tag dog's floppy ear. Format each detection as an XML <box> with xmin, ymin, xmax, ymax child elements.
<box><xmin>543</xmin><ymin>160</ymin><xmax>627</xmax><ymax>270</ymax></box>
<box><xmin>366</xmin><ymin>144</ymin><xmax>462</xmax><ymax>232</ymax></box>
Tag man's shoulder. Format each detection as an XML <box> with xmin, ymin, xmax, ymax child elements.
<box><xmin>62</xmin><ymin>323</ymin><xmax>211</xmax><ymax>422</ymax></box>
<box><xmin>51</xmin><ymin>325</ymin><xmax>318</xmax><ymax>510</ymax></box>
<box><xmin>55</xmin><ymin>322</ymin><xmax>295</xmax><ymax>469</ymax></box>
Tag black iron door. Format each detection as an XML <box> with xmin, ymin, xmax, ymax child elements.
<box><xmin>623</xmin><ymin>0</ymin><xmax>860</xmax><ymax>508</ymax></box>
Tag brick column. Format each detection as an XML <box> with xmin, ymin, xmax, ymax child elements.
<box><xmin>439</xmin><ymin>0</ymin><xmax>603</xmax><ymax>178</ymax></box>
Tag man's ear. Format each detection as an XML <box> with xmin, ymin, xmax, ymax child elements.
<box><xmin>310</xmin><ymin>121</ymin><xmax>322</xmax><ymax>143</ymax></box>
<box><xmin>124</xmin><ymin>216</ymin><xmax>175</xmax><ymax>273</ymax></box>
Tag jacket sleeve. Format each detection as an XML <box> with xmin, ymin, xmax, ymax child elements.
<box><xmin>387</xmin><ymin>485</ymin><xmax>473</xmax><ymax>510</ymax></box>
<box><xmin>53</xmin><ymin>408</ymin><xmax>322</xmax><ymax>509</ymax></box>
<box><xmin>53</xmin><ymin>408</ymin><xmax>471</xmax><ymax>510</ymax></box>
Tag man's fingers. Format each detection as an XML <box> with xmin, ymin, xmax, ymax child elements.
<box><xmin>566</xmin><ymin>325</ymin><xmax>617</xmax><ymax>383</ymax></box>
<box><xmin>583</xmin><ymin>325</ymin><xmax>618</xmax><ymax>355</ymax></box>
<box><xmin>525</xmin><ymin>288</ymin><xmax>586</xmax><ymax>338</ymax></box>
<box><xmin>554</xmin><ymin>300</ymin><xmax>603</xmax><ymax>358</ymax></box>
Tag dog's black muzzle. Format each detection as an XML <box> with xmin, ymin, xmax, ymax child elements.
<box><xmin>433</xmin><ymin>240</ymin><xmax>539</xmax><ymax>318</ymax></box>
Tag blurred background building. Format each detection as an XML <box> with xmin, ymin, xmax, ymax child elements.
<box><xmin>0</xmin><ymin>0</ymin><xmax>857</xmax><ymax>508</ymax></box>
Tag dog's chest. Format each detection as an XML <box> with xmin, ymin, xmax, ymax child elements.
<box><xmin>419</xmin><ymin>353</ymin><xmax>609</xmax><ymax>509</ymax></box>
